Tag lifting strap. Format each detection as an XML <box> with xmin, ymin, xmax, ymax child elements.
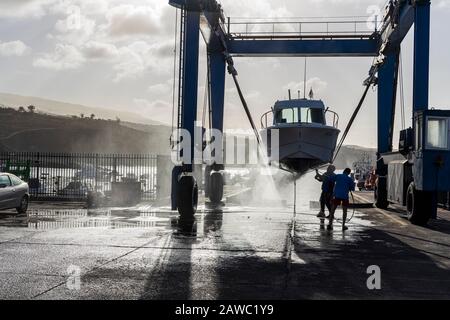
<box><xmin>230</xmin><ymin>72</ymin><xmax>262</xmax><ymax>146</ymax></box>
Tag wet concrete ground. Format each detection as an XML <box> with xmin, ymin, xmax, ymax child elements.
<box><xmin>1</xmin><ymin>192</ymin><xmax>450</xmax><ymax>300</ymax></box>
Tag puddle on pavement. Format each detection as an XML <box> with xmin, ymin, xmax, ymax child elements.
<box><xmin>0</xmin><ymin>203</ymin><xmax>233</xmax><ymax>234</ymax></box>
<box><xmin>0</xmin><ymin>207</ymin><xmax>174</xmax><ymax>230</ymax></box>
<box><xmin>0</xmin><ymin>201</ymin><xmax>375</xmax><ymax>252</ymax></box>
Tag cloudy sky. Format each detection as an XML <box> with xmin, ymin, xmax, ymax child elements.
<box><xmin>0</xmin><ymin>0</ymin><xmax>449</xmax><ymax>148</ymax></box>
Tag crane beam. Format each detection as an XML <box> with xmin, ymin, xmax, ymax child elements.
<box><xmin>227</xmin><ymin>38</ymin><xmax>380</xmax><ymax>57</ymax></box>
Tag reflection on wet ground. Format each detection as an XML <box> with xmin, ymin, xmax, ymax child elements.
<box><xmin>0</xmin><ymin>198</ymin><xmax>397</xmax><ymax>264</ymax></box>
<box><xmin>0</xmin><ymin>207</ymin><xmax>170</xmax><ymax>230</ymax></box>
<box><xmin>1</xmin><ymin>195</ymin><xmax>450</xmax><ymax>299</ymax></box>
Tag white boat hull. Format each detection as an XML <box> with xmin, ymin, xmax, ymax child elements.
<box><xmin>261</xmin><ymin>124</ymin><xmax>340</xmax><ymax>174</ymax></box>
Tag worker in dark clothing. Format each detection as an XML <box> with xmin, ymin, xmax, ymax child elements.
<box><xmin>315</xmin><ymin>165</ymin><xmax>336</xmax><ymax>218</ymax></box>
<box><xmin>328</xmin><ymin>168</ymin><xmax>355</xmax><ymax>231</ymax></box>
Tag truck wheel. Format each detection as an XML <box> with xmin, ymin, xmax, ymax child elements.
<box><xmin>209</xmin><ymin>171</ymin><xmax>224</xmax><ymax>204</ymax></box>
<box><xmin>177</xmin><ymin>176</ymin><xmax>198</xmax><ymax>219</ymax></box>
<box><xmin>16</xmin><ymin>196</ymin><xmax>29</xmax><ymax>214</ymax></box>
<box><xmin>374</xmin><ymin>179</ymin><xmax>389</xmax><ymax>210</ymax></box>
<box><xmin>406</xmin><ymin>183</ymin><xmax>431</xmax><ymax>226</ymax></box>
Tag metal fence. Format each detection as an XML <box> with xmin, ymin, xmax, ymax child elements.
<box><xmin>0</xmin><ymin>152</ymin><xmax>158</xmax><ymax>201</ymax></box>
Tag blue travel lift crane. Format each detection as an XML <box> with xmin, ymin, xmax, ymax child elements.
<box><xmin>169</xmin><ymin>0</ymin><xmax>450</xmax><ymax>226</ymax></box>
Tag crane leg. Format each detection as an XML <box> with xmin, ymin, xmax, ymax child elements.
<box><xmin>207</xmin><ymin>52</ymin><xmax>226</xmax><ymax>204</ymax></box>
<box><xmin>409</xmin><ymin>1</ymin><xmax>436</xmax><ymax>225</ymax></box>
<box><xmin>376</xmin><ymin>52</ymin><xmax>399</xmax><ymax>209</ymax></box>
<box><xmin>172</xmin><ymin>10</ymin><xmax>200</xmax><ymax>219</ymax></box>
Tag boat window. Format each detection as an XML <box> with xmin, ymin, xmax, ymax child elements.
<box><xmin>300</xmin><ymin>108</ymin><xmax>325</xmax><ymax>124</ymax></box>
<box><xmin>276</xmin><ymin>108</ymin><xmax>298</xmax><ymax>124</ymax></box>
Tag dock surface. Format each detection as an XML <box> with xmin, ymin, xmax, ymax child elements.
<box><xmin>1</xmin><ymin>189</ymin><xmax>450</xmax><ymax>300</ymax></box>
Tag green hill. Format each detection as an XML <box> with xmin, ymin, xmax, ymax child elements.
<box><xmin>0</xmin><ymin>107</ymin><xmax>171</xmax><ymax>155</ymax></box>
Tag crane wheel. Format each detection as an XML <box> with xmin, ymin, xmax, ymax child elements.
<box><xmin>406</xmin><ymin>183</ymin><xmax>431</xmax><ymax>226</ymax></box>
<box><xmin>177</xmin><ymin>175</ymin><xmax>198</xmax><ymax>219</ymax></box>
<box><xmin>209</xmin><ymin>171</ymin><xmax>224</xmax><ymax>204</ymax></box>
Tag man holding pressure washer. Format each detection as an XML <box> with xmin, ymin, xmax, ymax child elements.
<box><xmin>315</xmin><ymin>165</ymin><xmax>336</xmax><ymax>218</ymax></box>
<box><xmin>327</xmin><ymin>168</ymin><xmax>355</xmax><ymax>231</ymax></box>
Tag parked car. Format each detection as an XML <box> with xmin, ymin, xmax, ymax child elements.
<box><xmin>0</xmin><ymin>173</ymin><xmax>30</xmax><ymax>213</ymax></box>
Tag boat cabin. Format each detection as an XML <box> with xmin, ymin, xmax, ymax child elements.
<box><xmin>261</xmin><ymin>99</ymin><xmax>338</xmax><ymax>129</ymax></box>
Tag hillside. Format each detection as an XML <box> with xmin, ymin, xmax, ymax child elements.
<box><xmin>0</xmin><ymin>92</ymin><xmax>166</xmax><ymax>127</ymax></box>
<box><xmin>334</xmin><ymin>145</ymin><xmax>376</xmax><ymax>170</ymax></box>
<box><xmin>0</xmin><ymin>107</ymin><xmax>171</xmax><ymax>155</ymax></box>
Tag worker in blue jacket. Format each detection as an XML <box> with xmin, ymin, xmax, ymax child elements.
<box><xmin>328</xmin><ymin>168</ymin><xmax>355</xmax><ymax>231</ymax></box>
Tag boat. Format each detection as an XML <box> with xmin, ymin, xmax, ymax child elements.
<box><xmin>260</xmin><ymin>98</ymin><xmax>340</xmax><ymax>174</ymax></box>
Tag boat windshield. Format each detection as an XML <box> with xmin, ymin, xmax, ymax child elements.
<box><xmin>275</xmin><ymin>107</ymin><xmax>325</xmax><ymax>125</ymax></box>
<box><xmin>276</xmin><ymin>108</ymin><xmax>299</xmax><ymax>124</ymax></box>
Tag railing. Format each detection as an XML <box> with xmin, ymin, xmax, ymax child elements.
<box><xmin>261</xmin><ymin>108</ymin><xmax>339</xmax><ymax>129</ymax></box>
<box><xmin>261</xmin><ymin>110</ymin><xmax>274</xmax><ymax>129</ymax></box>
<box><xmin>325</xmin><ymin>109</ymin><xmax>340</xmax><ymax>129</ymax></box>
<box><xmin>0</xmin><ymin>152</ymin><xmax>158</xmax><ymax>201</ymax></box>
<box><xmin>226</xmin><ymin>16</ymin><xmax>380</xmax><ymax>40</ymax></box>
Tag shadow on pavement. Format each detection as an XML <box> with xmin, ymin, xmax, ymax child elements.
<box><xmin>139</xmin><ymin>207</ymin><xmax>450</xmax><ymax>300</ymax></box>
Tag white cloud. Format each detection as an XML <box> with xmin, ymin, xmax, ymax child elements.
<box><xmin>105</xmin><ymin>5</ymin><xmax>160</xmax><ymax>37</ymax></box>
<box><xmin>0</xmin><ymin>40</ymin><xmax>31</xmax><ymax>57</ymax></box>
<box><xmin>283</xmin><ymin>77</ymin><xmax>328</xmax><ymax>97</ymax></box>
<box><xmin>33</xmin><ymin>43</ymin><xmax>85</xmax><ymax>70</ymax></box>
<box><xmin>148</xmin><ymin>82</ymin><xmax>172</xmax><ymax>96</ymax></box>
<box><xmin>53</xmin><ymin>14</ymin><xmax>97</xmax><ymax>46</ymax></box>
<box><xmin>49</xmin><ymin>0</ymin><xmax>109</xmax><ymax>16</ymax></box>
<box><xmin>82</xmin><ymin>41</ymin><xmax>118</xmax><ymax>60</ymax></box>
<box><xmin>112</xmin><ymin>41</ymin><xmax>173</xmax><ymax>82</ymax></box>
<box><xmin>113</xmin><ymin>42</ymin><xmax>151</xmax><ymax>82</ymax></box>
<box><xmin>133</xmin><ymin>98</ymin><xmax>172</xmax><ymax>124</ymax></box>
<box><xmin>219</xmin><ymin>0</ymin><xmax>291</xmax><ymax>19</ymax></box>
<box><xmin>436</xmin><ymin>0</ymin><xmax>450</xmax><ymax>9</ymax></box>
<box><xmin>0</xmin><ymin>0</ymin><xmax>56</xmax><ymax>18</ymax></box>
<box><xmin>31</xmin><ymin>38</ymin><xmax>173</xmax><ymax>80</ymax></box>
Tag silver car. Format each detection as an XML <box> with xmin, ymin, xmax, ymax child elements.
<box><xmin>0</xmin><ymin>173</ymin><xmax>30</xmax><ymax>213</ymax></box>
